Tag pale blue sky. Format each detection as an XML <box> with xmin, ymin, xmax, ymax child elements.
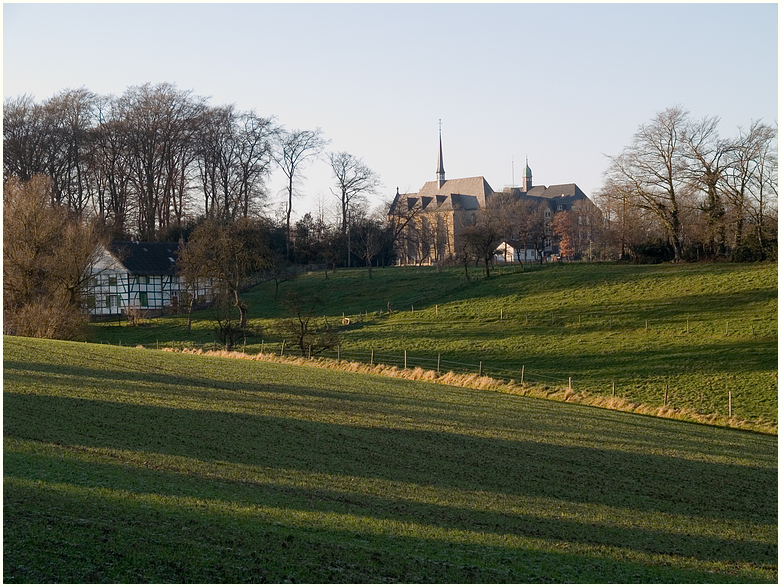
<box><xmin>3</xmin><ymin>3</ymin><xmax>778</xmax><ymax>221</ymax></box>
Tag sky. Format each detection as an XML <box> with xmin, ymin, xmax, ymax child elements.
<box><xmin>3</xmin><ymin>2</ymin><xmax>778</xmax><ymax>223</ymax></box>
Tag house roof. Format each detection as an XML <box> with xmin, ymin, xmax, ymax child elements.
<box><xmin>109</xmin><ymin>241</ymin><xmax>180</xmax><ymax>275</ymax></box>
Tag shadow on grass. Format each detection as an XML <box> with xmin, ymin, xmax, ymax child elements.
<box><xmin>4</xmin><ymin>390</ymin><xmax>776</xmax><ymax>525</ymax></box>
<box><xmin>7</xmin><ymin>475</ymin><xmax>764</xmax><ymax>584</ymax></box>
<box><xmin>5</xmin><ymin>448</ymin><xmax>776</xmax><ymax>569</ymax></box>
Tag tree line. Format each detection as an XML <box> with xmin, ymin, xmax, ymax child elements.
<box><xmin>596</xmin><ymin>106</ymin><xmax>777</xmax><ymax>262</ymax></box>
<box><xmin>3</xmin><ymin>83</ymin><xmax>383</xmax><ymax>248</ymax></box>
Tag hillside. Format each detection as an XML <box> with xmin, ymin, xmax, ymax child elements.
<box><xmin>93</xmin><ymin>262</ymin><xmax>778</xmax><ymax>425</ymax></box>
<box><xmin>3</xmin><ymin>336</ymin><xmax>777</xmax><ymax>582</ymax></box>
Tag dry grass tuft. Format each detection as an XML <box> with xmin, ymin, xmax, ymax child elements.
<box><xmin>158</xmin><ymin>346</ymin><xmax>777</xmax><ymax>435</ymax></box>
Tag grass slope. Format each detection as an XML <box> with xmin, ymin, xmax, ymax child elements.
<box><xmin>4</xmin><ymin>336</ymin><xmax>777</xmax><ymax>583</ymax></box>
<box><xmin>93</xmin><ymin>262</ymin><xmax>778</xmax><ymax>424</ymax></box>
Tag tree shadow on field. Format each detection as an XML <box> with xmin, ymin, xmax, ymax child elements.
<box><xmin>4</xmin><ymin>391</ymin><xmax>776</xmax><ymax>525</ymax></box>
<box><xmin>5</xmin><ymin>448</ymin><xmax>776</xmax><ymax>571</ymax></box>
<box><xmin>7</xmin><ymin>476</ymin><xmax>768</xmax><ymax>584</ymax></box>
<box><xmin>3</xmin><ymin>359</ymin><xmax>371</xmax><ymax>404</ymax></box>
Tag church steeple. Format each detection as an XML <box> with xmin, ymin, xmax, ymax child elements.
<box><xmin>437</xmin><ymin>120</ymin><xmax>446</xmax><ymax>188</ymax></box>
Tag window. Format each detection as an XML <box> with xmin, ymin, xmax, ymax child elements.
<box><xmin>108</xmin><ymin>276</ymin><xmax>118</xmax><ymax>287</ymax></box>
<box><xmin>105</xmin><ymin>295</ymin><xmax>112</xmax><ymax>308</ymax></box>
<box><xmin>556</xmin><ymin>205</ymin><xmax>563</xmax><ymax>211</ymax></box>
<box><xmin>139</xmin><ymin>292</ymin><xmax>148</xmax><ymax>307</ymax></box>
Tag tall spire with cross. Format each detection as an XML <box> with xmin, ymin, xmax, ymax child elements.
<box><xmin>437</xmin><ymin>119</ymin><xmax>446</xmax><ymax>188</ymax></box>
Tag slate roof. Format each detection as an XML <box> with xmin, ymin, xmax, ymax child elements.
<box><xmin>108</xmin><ymin>241</ymin><xmax>180</xmax><ymax>275</ymax></box>
<box><xmin>537</xmin><ymin>183</ymin><xmax>588</xmax><ymax>200</ymax></box>
<box><xmin>388</xmin><ymin>176</ymin><xmax>590</xmax><ymax>216</ymax></box>
<box><xmin>417</xmin><ymin>176</ymin><xmax>494</xmax><ymax>201</ymax></box>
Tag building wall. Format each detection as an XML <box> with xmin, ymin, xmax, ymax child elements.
<box><xmin>85</xmin><ymin>247</ymin><xmax>211</xmax><ymax>316</ymax></box>
<box><xmin>86</xmin><ymin>271</ymin><xmax>181</xmax><ymax>315</ymax></box>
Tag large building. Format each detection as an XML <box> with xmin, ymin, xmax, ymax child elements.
<box><xmin>388</xmin><ymin>131</ymin><xmax>596</xmax><ymax>264</ymax></box>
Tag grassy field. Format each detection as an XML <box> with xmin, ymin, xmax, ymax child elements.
<box><xmin>92</xmin><ymin>262</ymin><xmax>778</xmax><ymax>425</ymax></box>
<box><xmin>3</xmin><ymin>336</ymin><xmax>777</xmax><ymax>583</ymax></box>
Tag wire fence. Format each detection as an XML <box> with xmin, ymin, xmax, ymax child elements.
<box><xmin>109</xmin><ymin>337</ymin><xmax>571</xmax><ymax>389</ymax></box>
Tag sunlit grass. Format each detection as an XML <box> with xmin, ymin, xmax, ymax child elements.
<box><xmin>90</xmin><ymin>262</ymin><xmax>778</xmax><ymax>424</ymax></box>
<box><xmin>4</xmin><ymin>336</ymin><xmax>777</xmax><ymax>582</ymax></box>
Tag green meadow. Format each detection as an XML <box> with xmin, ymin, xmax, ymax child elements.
<box><xmin>93</xmin><ymin>262</ymin><xmax>778</xmax><ymax>425</ymax></box>
<box><xmin>3</xmin><ymin>336</ymin><xmax>777</xmax><ymax>583</ymax></box>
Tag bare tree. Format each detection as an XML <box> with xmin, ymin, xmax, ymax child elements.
<box><xmin>605</xmin><ymin>106</ymin><xmax>691</xmax><ymax>261</ymax></box>
<box><xmin>350</xmin><ymin>207</ymin><xmax>392</xmax><ymax>278</ymax></box>
<box><xmin>273</xmin><ymin>128</ymin><xmax>328</xmax><ymax>257</ymax></box>
<box><xmin>273</xmin><ymin>292</ymin><xmax>338</xmax><ymax>356</ymax></box>
<box><xmin>3</xmin><ymin>95</ymin><xmax>49</xmax><ymax>183</ymax></box>
<box><xmin>721</xmin><ymin>121</ymin><xmax>778</xmax><ymax>251</ymax></box>
<box><xmin>177</xmin><ymin>218</ymin><xmax>270</xmax><ymax>331</ymax></box>
<box><xmin>386</xmin><ymin>190</ymin><xmax>425</xmax><ymax>264</ymax></box>
<box><xmin>458</xmin><ymin>195</ymin><xmax>514</xmax><ymax>279</ymax></box>
<box><xmin>328</xmin><ymin>151</ymin><xmax>381</xmax><ymax>234</ymax></box>
<box><xmin>114</xmin><ymin>83</ymin><xmax>205</xmax><ymax>239</ymax></box>
<box><xmin>680</xmin><ymin>115</ymin><xmax>733</xmax><ymax>256</ymax></box>
<box><xmin>44</xmin><ymin>88</ymin><xmax>98</xmax><ymax>218</ymax></box>
<box><xmin>194</xmin><ymin>106</ymin><xmax>277</xmax><ymax>222</ymax></box>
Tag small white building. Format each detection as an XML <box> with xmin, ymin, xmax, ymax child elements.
<box><xmin>494</xmin><ymin>241</ymin><xmax>543</xmax><ymax>263</ymax></box>
<box><xmin>87</xmin><ymin>241</ymin><xmax>209</xmax><ymax>316</ymax></box>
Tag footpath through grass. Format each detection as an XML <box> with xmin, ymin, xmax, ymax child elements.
<box><xmin>93</xmin><ymin>262</ymin><xmax>778</xmax><ymax>425</ymax></box>
<box><xmin>4</xmin><ymin>336</ymin><xmax>777</xmax><ymax>583</ymax></box>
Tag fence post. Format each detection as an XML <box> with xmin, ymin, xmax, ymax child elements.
<box><xmin>520</xmin><ymin>365</ymin><xmax>524</xmax><ymax>385</ymax></box>
<box><xmin>404</xmin><ymin>350</ymin><xmax>407</xmax><ymax>369</ymax></box>
<box><xmin>726</xmin><ymin>321</ymin><xmax>729</xmax><ymax>336</ymax></box>
<box><xmin>729</xmin><ymin>389</ymin><xmax>732</xmax><ymax>417</ymax></box>
<box><xmin>612</xmin><ymin>381</ymin><xmax>615</xmax><ymax>396</ymax></box>
<box><xmin>280</xmin><ymin>340</ymin><xmax>285</xmax><ymax>356</ymax></box>
<box><xmin>437</xmin><ymin>353</ymin><xmax>441</xmax><ymax>374</ymax></box>
<box><xmin>664</xmin><ymin>384</ymin><xmax>669</xmax><ymax>406</ymax></box>
<box><xmin>479</xmin><ymin>361</ymin><xmax>483</xmax><ymax>377</ymax></box>
<box><xmin>568</xmin><ymin>377</ymin><xmax>572</xmax><ymax>391</ymax></box>
<box><xmin>371</xmin><ymin>349</ymin><xmax>374</xmax><ymax>366</ymax></box>
<box><xmin>308</xmin><ymin>344</ymin><xmax>311</xmax><ymax>360</ymax></box>
<box><xmin>337</xmin><ymin>345</ymin><xmax>340</xmax><ymax>361</ymax></box>
<box><xmin>261</xmin><ymin>340</ymin><xmax>265</xmax><ymax>354</ymax></box>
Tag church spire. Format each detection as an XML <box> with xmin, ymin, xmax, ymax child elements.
<box><xmin>437</xmin><ymin>119</ymin><xmax>446</xmax><ymax>188</ymax></box>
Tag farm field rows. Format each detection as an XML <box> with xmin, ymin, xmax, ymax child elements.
<box><xmin>93</xmin><ymin>262</ymin><xmax>778</xmax><ymax>425</ymax></box>
<box><xmin>3</xmin><ymin>336</ymin><xmax>778</xmax><ymax>583</ymax></box>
